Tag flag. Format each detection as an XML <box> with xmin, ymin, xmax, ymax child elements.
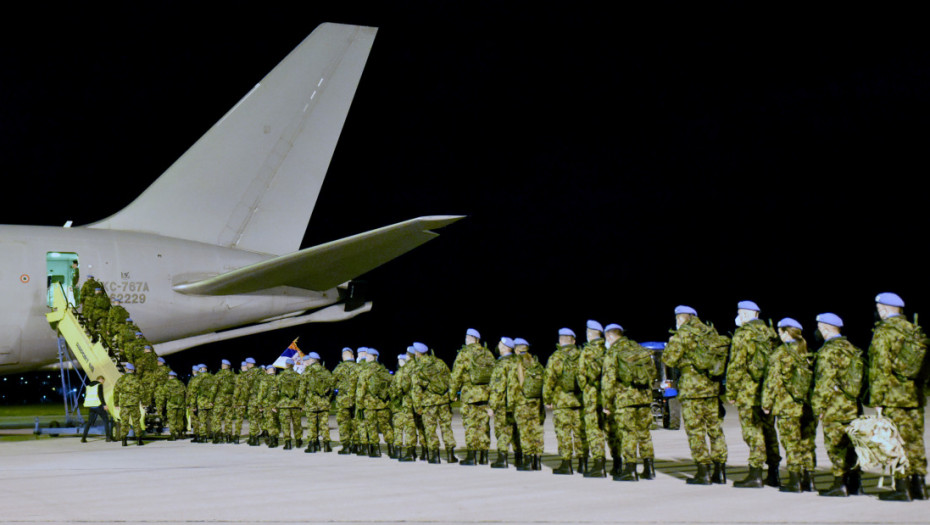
<box><xmin>273</xmin><ymin>338</ymin><xmax>305</xmax><ymax>370</ymax></box>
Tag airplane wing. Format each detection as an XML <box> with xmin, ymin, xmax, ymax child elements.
<box><xmin>172</xmin><ymin>215</ymin><xmax>464</xmax><ymax>295</ymax></box>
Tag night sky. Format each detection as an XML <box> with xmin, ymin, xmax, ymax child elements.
<box><xmin>1</xmin><ymin>3</ymin><xmax>928</xmax><ymax>389</ymax></box>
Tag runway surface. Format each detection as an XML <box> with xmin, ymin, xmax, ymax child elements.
<box><xmin>1</xmin><ymin>404</ymin><xmax>928</xmax><ymax>524</ymax></box>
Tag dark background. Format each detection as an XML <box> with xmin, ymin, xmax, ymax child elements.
<box><xmin>1</xmin><ymin>3</ymin><xmax>928</xmax><ymax>401</ymax></box>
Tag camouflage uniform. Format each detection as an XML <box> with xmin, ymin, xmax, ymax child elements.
<box><xmin>245</xmin><ymin>366</ymin><xmax>265</xmax><ymax>442</ymax></box>
<box><xmin>451</xmin><ymin>343</ymin><xmax>493</xmax><ymax>456</ymax></box>
<box><xmin>276</xmin><ymin>367</ymin><xmax>302</xmax><ymax>445</ymax></box>
<box><xmin>332</xmin><ymin>359</ymin><xmax>359</xmax><ymax>450</ymax></box>
<box><xmin>113</xmin><ymin>372</ymin><xmax>143</xmax><ymax>442</ymax></box>
<box><xmin>869</xmin><ymin>315</ymin><xmax>927</xmax><ymax>477</ymax></box>
<box><xmin>186</xmin><ymin>372</ymin><xmax>205</xmax><ymax>438</ymax></box>
<box><xmin>196</xmin><ymin>370</ymin><xmax>216</xmax><ymax>440</ymax></box>
<box><xmin>257</xmin><ymin>370</ymin><xmax>280</xmax><ymax>443</ymax></box>
<box><xmin>578</xmin><ymin>337</ymin><xmax>607</xmax><ymax>462</ymax></box>
<box><xmin>543</xmin><ymin>344</ymin><xmax>585</xmax><ymax>462</ymax></box>
<box><xmin>105</xmin><ymin>303</ymin><xmax>130</xmax><ymax>347</ymax></box>
<box><xmin>136</xmin><ymin>350</ymin><xmax>159</xmax><ymax>403</ymax></box>
<box><xmin>412</xmin><ymin>353</ymin><xmax>457</xmax><ymax>456</ymax></box>
<box><xmin>508</xmin><ymin>352</ymin><xmax>545</xmax><ymax>458</ymax></box>
<box><xmin>489</xmin><ymin>353</ymin><xmax>520</xmax><ymax>459</ymax></box>
<box><xmin>113</xmin><ymin>324</ymin><xmax>140</xmax><ymax>363</ymax></box>
<box><xmin>230</xmin><ymin>366</ymin><xmax>252</xmax><ymax>441</ymax></box>
<box><xmin>301</xmin><ymin>362</ymin><xmax>334</xmax><ymax>445</ymax></box>
<box><xmin>811</xmin><ymin>336</ymin><xmax>861</xmax><ymax>477</ymax></box>
<box><xmin>390</xmin><ymin>360</ymin><xmax>416</xmax><ymax>453</ymax></box>
<box><xmin>602</xmin><ymin>336</ymin><xmax>656</xmax><ymax>464</ymax></box>
<box><xmin>79</xmin><ymin>279</ymin><xmax>103</xmax><ymax>315</ymax></box>
<box><xmin>761</xmin><ymin>341</ymin><xmax>816</xmax><ymax>472</ymax></box>
<box><xmin>663</xmin><ymin>317</ymin><xmax>728</xmax><ymax>466</ymax></box>
<box><xmin>356</xmin><ymin>361</ymin><xmax>394</xmax><ymax>450</ymax></box>
<box><xmin>727</xmin><ymin>319</ymin><xmax>781</xmax><ymax>470</ymax></box>
<box><xmin>211</xmin><ymin>366</ymin><xmax>236</xmax><ymax>441</ymax></box>
<box><xmin>155</xmin><ymin>375</ymin><xmax>187</xmax><ymax>439</ymax></box>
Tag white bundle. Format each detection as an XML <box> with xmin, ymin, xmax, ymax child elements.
<box><xmin>846</xmin><ymin>415</ymin><xmax>909</xmax><ymax>488</ymax></box>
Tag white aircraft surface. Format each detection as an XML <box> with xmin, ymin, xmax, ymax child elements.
<box><xmin>0</xmin><ymin>23</ymin><xmax>463</xmax><ymax>374</ymax></box>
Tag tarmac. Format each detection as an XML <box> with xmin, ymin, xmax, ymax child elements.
<box><xmin>1</xmin><ymin>404</ymin><xmax>928</xmax><ymax>524</ymax></box>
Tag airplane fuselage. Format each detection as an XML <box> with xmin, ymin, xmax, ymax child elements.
<box><xmin>0</xmin><ymin>225</ymin><xmax>339</xmax><ymax>374</ymax></box>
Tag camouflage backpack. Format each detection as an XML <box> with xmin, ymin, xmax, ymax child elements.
<box><xmin>558</xmin><ymin>350</ymin><xmax>581</xmax><ymax>393</ymax></box>
<box><xmin>279</xmin><ymin>371</ymin><xmax>299</xmax><ymax>399</ymax></box>
<box><xmin>168</xmin><ymin>384</ymin><xmax>186</xmax><ymax>406</ymax></box>
<box><xmin>838</xmin><ymin>345</ymin><xmax>865</xmax><ymax>399</ymax></box>
<box><xmin>691</xmin><ymin>322</ymin><xmax>730</xmax><ymax>378</ymax></box>
<box><xmin>368</xmin><ymin>367</ymin><xmax>392</xmax><ymax>400</ymax></box>
<box><xmin>469</xmin><ymin>346</ymin><xmax>496</xmax><ymax>385</ymax></box>
<box><xmin>889</xmin><ymin>317</ymin><xmax>929</xmax><ymax>380</ymax></box>
<box><xmin>746</xmin><ymin>323</ymin><xmax>778</xmax><ymax>382</ymax></box>
<box><xmin>421</xmin><ymin>358</ymin><xmax>450</xmax><ymax>396</ymax></box>
<box><xmin>785</xmin><ymin>348</ymin><xmax>812</xmax><ymax>403</ymax></box>
<box><xmin>618</xmin><ymin>344</ymin><xmax>657</xmax><ymax>387</ymax></box>
<box><xmin>520</xmin><ymin>357</ymin><xmax>545</xmax><ymax>399</ymax></box>
<box><xmin>308</xmin><ymin>367</ymin><xmax>334</xmax><ymax>397</ymax></box>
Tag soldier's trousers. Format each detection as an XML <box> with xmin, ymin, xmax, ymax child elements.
<box><xmin>776</xmin><ymin>415</ymin><xmax>815</xmax><ymax>471</ymax></box>
<box><xmin>617</xmin><ymin>406</ymin><xmax>654</xmax><ymax>461</ymax></box>
<box><xmin>335</xmin><ymin>406</ymin><xmax>356</xmax><ymax>445</ymax></box>
<box><xmin>278</xmin><ymin>407</ymin><xmax>301</xmax><ymax>441</ymax></box>
<box><xmin>553</xmin><ymin>407</ymin><xmax>584</xmax><ymax>460</ymax></box>
<box><xmin>262</xmin><ymin>407</ymin><xmax>280</xmax><ymax>437</ymax></box>
<box><xmin>514</xmin><ymin>401</ymin><xmax>544</xmax><ymax>455</ymax></box>
<box><xmin>211</xmin><ymin>405</ymin><xmax>232</xmax><ymax>435</ymax></box>
<box><xmin>582</xmin><ymin>405</ymin><xmax>606</xmax><ymax>459</ymax></box>
<box><xmin>822</xmin><ymin>419</ymin><xmax>856</xmax><ymax>477</ymax></box>
<box><xmin>231</xmin><ymin>406</ymin><xmax>247</xmax><ymax>437</ymax></box>
<box><xmin>494</xmin><ymin>410</ymin><xmax>520</xmax><ymax>454</ymax></box>
<box><xmin>884</xmin><ymin>407</ymin><xmax>927</xmax><ymax>476</ymax></box>
<box><xmin>392</xmin><ymin>406</ymin><xmax>416</xmax><ymax>447</ymax></box>
<box><xmin>118</xmin><ymin>405</ymin><xmax>142</xmax><ymax>440</ymax></box>
<box><xmin>363</xmin><ymin>408</ymin><xmax>394</xmax><ymax>445</ymax></box>
<box><xmin>306</xmin><ymin>410</ymin><xmax>331</xmax><ymax>441</ymax></box>
<box><xmin>680</xmin><ymin>397</ymin><xmax>727</xmax><ymax>464</ymax></box>
<box><xmin>462</xmin><ymin>402</ymin><xmax>491</xmax><ymax>451</ymax></box>
<box><xmin>197</xmin><ymin>407</ymin><xmax>213</xmax><ymax>436</ymax></box>
<box><xmin>166</xmin><ymin>407</ymin><xmax>185</xmax><ymax>437</ymax></box>
<box><xmin>421</xmin><ymin>403</ymin><xmax>456</xmax><ymax>450</ymax></box>
<box><xmin>247</xmin><ymin>405</ymin><xmax>262</xmax><ymax>437</ymax></box>
<box><xmin>737</xmin><ymin>405</ymin><xmax>780</xmax><ymax>468</ymax></box>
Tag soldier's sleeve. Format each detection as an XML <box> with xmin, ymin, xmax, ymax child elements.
<box><xmin>450</xmin><ymin>350</ymin><xmax>466</xmax><ymax>394</ymax></box>
<box><xmin>663</xmin><ymin>334</ymin><xmax>684</xmax><ymax>368</ymax></box>
<box><xmin>601</xmin><ymin>350</ymin><xmax>617</xmax><ymax>412</ymax></box>
<box><xmin>760</xmin><ymin>350</ymin><xmax>779</xmax><ymax>411</ymax></box>
<box><xmin>542</xmin><ymin>354</ymin><xmax>559</xmax><ymax>405</ymax></box>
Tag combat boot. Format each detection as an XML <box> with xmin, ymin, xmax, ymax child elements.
<box><xmin>613</xmin><ymin>461</ymin><xmax>639</xmax><ymax>482</ymax></box>
<box><xmin>577</xmin><ymin>456</ymin><xmax>588</xmax><ymax>475</ymax></box>
<box><xmin>323</xmin><ymin>441</ymin><xmax>332</xmax><ymax>453</ymax></box>
<box><xmin>460</xmin><ymin>450</ymin><xmax>477</xmax><ymax>466</ymax></box>
<box><xmin>388</xmin><ymin>444</ymin><xmax>398</xmax><ymax>459</ymax></box>
<box><xmin>399</xmin><ymin>446</ymin><xmax>416</xmax><ymax>462</ymax></box>
<box><xmin>514</xmin><ymin>452</ymin><xmax>523</xmax><ymax>468</ymax></box>
<box><xmin>491</xmin><ymin>451</ymin><xmax>508</xmax><ymax>469</ymax></box>
<box><xmin>610</xmin><ymin>457</ymin><xmax>623</xmax><ymax>477</ymax></box>
<box><xmin>878</xmin><ymin>476</ymin><xmax>912</xmax><ymax>502</ymax></box>
<box><xmin>686</xmin><ymin>464</ymin><xmax>712</xmax><ymax>485</ymax></box>
<box><xmin>733</xmin><ymin>467</ymin><xmax>764</xmax><ymax>488</ymax></box>
<box><xmin>517</xmin><ymin>455</ymin><xmax>533</xmax><ymax>471</ymax></box>
<box><xmin>137</xmin><ymin>436</ymin><xmax>144</xmax><ymax>446</ymax></box>
<box><xmin>369</xmin><ymin>444</ymin><xmax>381</xmax><ymax>457</ymax></box>
<box><xmin>818</xmin><ymin>476</ymin><xmax>848</xmax><ymax>497</ymax></box>
<box><xmin>213</xmin><ymin>433</ymin><xmax>223</xmax><ymax>444</ymax></box>
<box><xmin>641</xmin><ymin>458</ymin><xmax>656</xmax><ymax>480</ymax></box>
<box><xmin>338</xmin><ymin>442</ymin><xmax>352</xmax><ymax>454</ymax></box>
<box><xmin>428</xmin><ymin>448</ymin><xmax>441</xmax><ymax>464</ymax></box>
<box><xmin>910</xmin><ymin>475</ymin><xmax>927</xmax><ymax>500</ymax></box>
<box><xmin>295</xmin><ymin>438</ymin><xmax>303</xmax><ymax>449</ymax></box>
<box><xmin>584</xmin><ymin>457</ymin><xmax>607</xmax><ymax>478</ymax></box>
<box><xmin>801</xmin><ymin>470</ymin><xmax>814</xmax><ymax>492</ymax></box>
<box><xmin>846</xmin><ymin>468</ymin><xmax>865</xmax><ymax>495</ymax></box>
<box><xmin>765</xmin><ymin>460</ymin><xmax>781</xmax><ymax>488</ymax></box>
<box><xmin>268</xmin><ymin>436</ymin><xmax>279</xmax><ymax>448</ymax></box>
<box><xmin>122</xmin><ymin>437</ymin><xmax>128</xmax><ymax>447</ymax></box>
<box><xmin>478</xmin><ymin>450</ymin><xmax>489</xmax><ymax>465</ymax></box>
<box><xmin>553</xmin><ymin>458</ymin><xmax>573</xmax><ymax>475</ymax></box>
<box><xmin>711</xmin><ymin>462</ymin><xmax>727</xmax><ymax>484</ymax></box>
<box><xmin>233</xmin><ymin>434</ymin><xmax>240</xmax><ymax>445</ymax></box>
<box><xmin>779</xmin><ymin>470</ymin><xmax>802</xmax><ymax>493</ymax></box>
<box><xmin>283</xmin><ymin>439</ymin><xmax>293</xmax><ymax>451</ymax></box>
<box><xmin>446</xmin><ymin>447</ymin><xmax>458</xmax><ymax>463</ymax></box>
<box><xmin>355</xmin><ymin>444</ymin><xmax>368</xmax><ymax>456</ymax></box>
<box><xmin>533</xmin><ymin>455</ymin><xmax>543</xmax><ymax>471</ymax></box>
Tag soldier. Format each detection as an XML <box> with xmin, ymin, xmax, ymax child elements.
<box><xmin>212</xmin><ymin>359</ymin><xmax>236</xmax><ymax>443</ymax></box>
<box><xmin>352</xmin><ymin>347</ymin><xmax>370</xmax><ymax>456</ymax></box>
<box><xmin>662</xmin><ymin>305</ymin><xmax>728</xmax><ymax>485</ymax></box>
<box><xmin>811</xmin><ymin>313</ymin><xmax>864</xmax><ymax>497</ymax></box>
<box><xmin>85</xmin><ymin>288</ymin><xmax>111</xmax><ymax>342</ymax></box>
<box><xmin>186</xmin><ymin>364</ymin><xmax>204</xmax><ymax>441</ymax></box>
<box><xmin>70</xmin><ymin>260</ymin><xmax>80</xmax><ymax>304</ymax></box>
<box><xmin>411</xmin><ymin>342</ymin><xmax>458</xmax><ymax>463</ymax></box>
<box><xmin>113</xmin><ymin>363</ymin><xmax>144</xmax><ymax>446</ymax></box>
<box><xmin>245</xmin><ymin>358</ymin><xmax>265</xmax><ymax>446</ymax></box>
<box><xmin>357</xmin><ymin>349</ymin><xmax>394</xmax><ymax>457</ymax></box>
<box><xmin>727</xmin><ymin>301</ymin><xmax>782</xmax><ymax>488</ymax></box>
<box><xmin>125</xmin><ymin>331</ymin><xmax>151</xmax><ymax>366</ymax></box>
<box><xmin>390</xmin><ymin>353</ymin><xmax>412</xmax><ymax>459</ymax></box>
<box><xmin>509</xmin><ymin>338</ymin><xmax>544</xmax><ymax>471</ymax></box>
<box><xmin>543</xmin><ymin>328</ymin><xmax>585</xmax><ymax>475</ymax></box>
<box><xmin>869</xmin><ymin>293</ymin><xmax>928</xmax><ymax>501</ymax></box>
<box><xmin>105</xmin><ymin>298</ymin><xmax>130</xmax><ymax>348</ymax></box>
<box><xmin>155</xmin><ymin>370</ymin><xmax>187</xmax><ymax>440</ymax></box>
<box><xmin>229</xmin><ymin>361</ymin><xmax>251</xmax><ymax>444</ymax></box>
<box><xmin>602</xmin><ymin>323</ymin><xmax>657</xmax><ymax>481</ymax></box>
<box><xmin>112</xmin><ymin>320</ymin><xmax>139</xmax><ymax>363</ymax></box>
<box><xmin>195</xmin><ymin>363</ymin><xmax>217</xmax><ymax>443</ymax></box>
<box><xmin>276</xmin><ymin>358</ymin><xmax>302</xmax><ymax>450</ymax></box>
<box><xmin>489</xmin><ymin>337</ymin><xmax>521</xmax><ymax>468</ymax></box>
<box><xmin>301</xmin><ymin>352</ymin><xmax>335</xmax><ymax>453</ymax></box>
<box><xmin>761</xmin><ymin>318</ymin><xmax>815</xmax><ymax>493</ymax></box>
<box><xmin>136</xmin><ymin>346</ymin><xmax>159</xmax><ymax>402</ymax></box>
<box><xmin>578</xmin><ymin>320</ymin><xmax>608</xmax><ymax>477</ymax></box>
<box><xmin>451</xmin><ymin>328</ymin><xmax>494</xmax><ymax>466</ymax></box>
<box><xmin>332</xmin><ymin>347</ymin><xmax>359</xmax><ymax>454</ymax></box>
<box><xmin>257</xmin><ymin>365</ymin><xmax>281</xmax><ymax>447</ymax></box>
<box><xmin>79</xmin><ymin>275</ymin><xmax>102</xmax><ymax>315</ymax></box>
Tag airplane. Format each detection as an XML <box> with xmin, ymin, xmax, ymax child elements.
<box><xmin>0</xmin><ymin>23</ymin><xmax>463</xmax><ymax>375</ymax></box>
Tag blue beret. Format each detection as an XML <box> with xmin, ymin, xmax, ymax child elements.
<box><xmin>675</xmin><ymin>305</ymin><xmax>697</xmax><ymax>316</ymax></box>
<box><xmin>285</xmin><ymin>358</ymin><xmax>295</xmax><ymax>365</ymax></box>
<box><xmin>876</xmin><ymin>292</ymin><xmax>905</xmax><ymax>307</ymax></box>
<box><xmin>124</xmin><ymin>363</ymin><xmax>135</xmax><ymax>371</ymax></box>
<box><xmin>125</xmin><ymin>318</ymin><xmax>133</xmax><ymax>323</ymax></box>
<box><xmin>266</xmin><ymin>365</ymin><xmax>275</xmax><ymax>370</ymax></box>
<box><xmin>368</xmin><ymin>349</ymin><xmax>379</xmax><ymax>357</ymax></box>
<box><xmin>192</xmin><ymin>365</ymin><xmax>199</xmax><ymax>370</ymax></box>
<box><xmin>221</xmin><ymin>359</ymin><xmax>230</xmax><ymax>366</ymax></box>
<box><xmin>88</xmin><ymin>275</ymin><xmax>94</xmax><ymax>279</ymax></box>
<box><xmin>94</xmin><ymin>287</ymin><xmax>101</xmax><ymax>291</ymax></box>
<box><xmin>198</xmin><ymin>364</ymin><xmax>207</xmax><ymax>370</ymax></box>
<box><xmin>500</xmin><ymin>337</ymin><xmax>515</xmax><ymax>349</ymax></box>
<box><xmin>816</xmin><ymin>313</ymin><xmax>843</xmax><ymax>328</ymax></box>
<box><xmin>586</xmin><ymin>320</ymin><xmax>603</xmax><ymax>332</ymax></box>
<box><xmin>157</xmin><ymin>357</ymin><xmax>165</xmax><ymax>363</ymax></box>
<box><xmin>406</xmin><ymin>346</ymin><xmax>416</xmax><ymax>354</ymax></box>
<box><xmin>398</xmin><ymin>354</ymin><xmax>408</xmax><ymax>360</ymax></box>
<box><xmin>240</xmin><ymin>361</ymin><xmax>247</xmax><ymax>367</ymax></box>
<box><xmin>605</xmin><ymin>323</ymin><xmax>623</xmax><ymax>333</ymax></box>
<box><xmin>245</xmin><ymin>357</ymin><xmax>256</xmax><ymax>364</ymax></box>
<box><xmin>342</xmin><ymin>347</ymin><xmax>353</xmax><ymax>354</ymax></box>
<box><xmin>135</xmin><ymin>332</ymin><xmax>143</xmax><ymax>336</ymax></box>
<box><xmin>777</xmin><ymin>317</ymin><xmax>803</xmax><ymax>330</ymax></box>
<box><xmin>307</xmin><ymin>352</ymin><xmax>320</xmax><ymax>360</ymax></box>
<box><xmin>358</xmin><ymin>347</ymin><xmax>368</xmax><ymax>353</ymax></box>
<box><xmin>466</xmin><ymin>328</ymin><xmax>481</xmax><ymax>339</ymax></box>
<box><xmin>738</xmin><ymin>300</ymin><xmax>760</xmax><ymax>312</ymax></box>
<box><xmin>168</xmin><ymin>371</ymin><xmax>177</xmax><ymax>376</ymax></box>
<box><xmin>143</xmin><ymin>345</ymin><xmax>152</xmax><ymax>350</ymax></box>
<box><xmin>413</xmin><ymin>342</ymin><xmax>428</xmax><ymax>354</ymax></box>
<box><xmin>558</xmin><ymin>328</ymin><xmax>576</xmax><ymax>337</ymax></box>
<box><xmin>513</xmin><ymin>338</ymin><xmax>530</xmax><ymax>346</ymax></box>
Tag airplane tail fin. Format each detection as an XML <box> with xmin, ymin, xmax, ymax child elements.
<box><xmin>88</xmin><ymin>23</ymin><xmax>377</xmax><ymax>256</ymax></box>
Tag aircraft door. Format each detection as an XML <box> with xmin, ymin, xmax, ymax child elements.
<box><xmin>46</xmin><ymin>252</ymin><xmax>80</xmax><ymax>307</ymax></box>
